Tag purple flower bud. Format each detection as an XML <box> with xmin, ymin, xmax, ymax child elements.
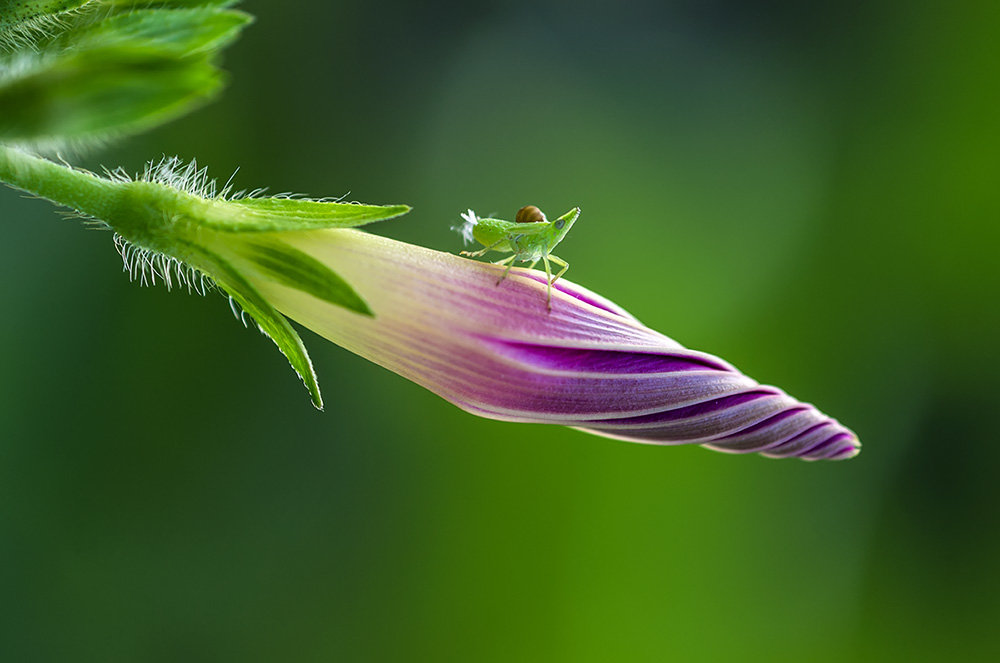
<box><xmin>245</xmin><ymin>229</ymin><xmax>859</xmax><ymax>461</ymax></box>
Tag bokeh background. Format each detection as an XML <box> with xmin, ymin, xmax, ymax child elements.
<box><xmin>2</xmin><ymin>0</ymin><xmax>998</xmax><ymax>660</ymax></box>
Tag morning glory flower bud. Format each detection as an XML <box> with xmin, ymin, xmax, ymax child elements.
<box><xmin>0</xmin><ymin>147</ymin><xmax>859</xmax><ymax>460</ymax></box>
<box><xmin>241</xmin><ymin>229</ymin><xmax>861</xmax><ymax>461</ymax></box>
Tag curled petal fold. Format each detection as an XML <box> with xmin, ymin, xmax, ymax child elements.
<box><xmin>245</xmin><ymin>229</ymin><xmax>860</xmax><ymax>461</ymax></box>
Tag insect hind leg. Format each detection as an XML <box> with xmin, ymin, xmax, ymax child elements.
<box><xmin>461</xmin><ymin>238</ymin><xmax>506</xmax><ymax>257</ymax></box>
<box><xmin>541</xmin><ymin>255</ymin><xmax>554</xmax><ymax>311</ymax></box>
<box><xmin>493</xmin><ymin>255</ymin><xmax>516</xmax><ymax>285</ymax></box>
<box><xmin>548</xmin><ymin>254</ymin><xmax>570</xmax><ymax>284</ymax></box>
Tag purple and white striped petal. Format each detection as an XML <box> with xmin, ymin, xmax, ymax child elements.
<box><xmin>243</xmin><ymin>229</ymin><xmax>860</xmax><ymax>461</ymax></box>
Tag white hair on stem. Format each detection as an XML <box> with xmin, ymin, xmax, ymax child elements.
<box><xmin>112</xmin><ymin>232</ymin><xmax>211</xmax><ymax>296</ymax></box>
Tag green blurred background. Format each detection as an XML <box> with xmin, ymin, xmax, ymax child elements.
<box><xmin>2</xmin><ymin>0</ymin><xmax>998</xmax><ymax>660</ymax></box>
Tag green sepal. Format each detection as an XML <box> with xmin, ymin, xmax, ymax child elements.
<box><xmin>237</xmin><ymin>238</ymin><xmax>373</xmax><ymax>316</ymax></box>
<box><xmin>205</xmin><ymin>198</ymin><xmax>411</xmax><ymax>232</ymax></box>
<box><xmin>0</xmin><ymin>1</ymin><xmax>89</xmax><ymax>34</ymax></box>
<box><xmin>187</xmin><ymin>242</ymin><xmax>325</xmax><ymax>410</ymax></box>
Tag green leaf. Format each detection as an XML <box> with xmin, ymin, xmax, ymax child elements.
<box><xmin>205</xmin><ymin>198</ymin><xmax>412</xmax><ymax>232</ymax></box>
<box><xmin>103</xmin><ymin>0</ymin><xmax>241</xmax><ymax>7</ymax></box>
<box><xmin>0</xmin><ymin>49</ymin><xmax>225</xmax><ymax>143</ymax></box>
<box><xmin>71</xmin><ymin>8</ymin><xmax>252</xmax><ymax>57</ymax></box>
<box><xmin>236</xmin><ymin>239</ymin><xmax>373</xmax><ymax>316</ymax></box>
<box><xmin>187</xmin><ymin>242</ymin><xmax>325</xmax><ymax>410</ymax></box>
<box><xmin>0</xmin><ymin>4</ymin><xmax>249</xmax><ymax>146</ymax></box>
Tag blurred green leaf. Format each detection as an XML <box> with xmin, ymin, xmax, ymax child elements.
<box><xmin>0</xmin><ymin>49</ymin><xmax>225</xmax><ymax>143</ymax></box>
<box><xmin>0</xmin><ymin>6</ymin><xmax>250</xmax><ymax>146</ymax></box>
<box><xmin>103</xmin><ymin>0</ymin><xmax>240</xmax><ymax>7</ymax></box>
<box><xmin>70</xmin><ymin>8</ymin><xmax>252</xmax><ymax>56</ymax></box>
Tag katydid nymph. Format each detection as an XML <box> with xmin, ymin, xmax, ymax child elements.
<box><xmin>456</xmin><ymin>205</ymin><xmax>580</xmax><ymax>310</ymax></box>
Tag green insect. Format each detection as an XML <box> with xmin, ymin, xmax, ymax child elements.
<box><xmin>456</xmin><ymin>204</ymin><xmax>580</xmax><ymax>310</ymax></box>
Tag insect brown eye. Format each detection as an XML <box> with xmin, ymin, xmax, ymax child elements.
<box><xmin>515</xmin><ymin>205</ymin><xmax>546</xmax><ymax>223</ymax></box>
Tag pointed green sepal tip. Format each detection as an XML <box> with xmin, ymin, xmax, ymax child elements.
<box><xmin>236</xmin><ymin>239</ymin><xmax>373</xmax><ymax>318</ymax></box>
<box><xmin>208</xmin><ymin>198</ymin><xmax>411</xmax><ymax>233</ymax></box>
<box><xmin>186</xmin><ymin>242</ymin><xmax>325</xmax><ymax>410</ymax></box>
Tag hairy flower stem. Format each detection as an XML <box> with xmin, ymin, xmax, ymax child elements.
<box><xmin>0</xmin><ymin>145</ymin><xmax>194</xmax><ymax>261</ymax></box>
<box><xmin>0</xmin><ymin>146</ymin><xmax>222</xmax><ymax>262</ymax></box>
<box><xmin>0</xmin><ymin>145</ymin><xmax>117</xmax><ymax>218</ymax></box>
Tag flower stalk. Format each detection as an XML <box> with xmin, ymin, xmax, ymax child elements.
<box><xmin>0</xmin><ymin>144</ymin><xmax>117</xmax><ymax>215</ymax></box>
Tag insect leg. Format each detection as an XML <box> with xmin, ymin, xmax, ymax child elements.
<box><xmin>541</xmin><ymin>254</ymin><xmax>554</xmax><ymax>310</ymax></box>
<box><xmin>493</xmin><ymin>255</ymin><xmax>517</xmax><ymax>285</ymax></box>
<box><xmin>548</xmin><ymin>254</ymin><xmax>570</xmax><ymax>284</ymax></box>
<box><xmin>461</xmin><ymin>238</ymin><xmax>506</xmax><ymax>257</ymax></box>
